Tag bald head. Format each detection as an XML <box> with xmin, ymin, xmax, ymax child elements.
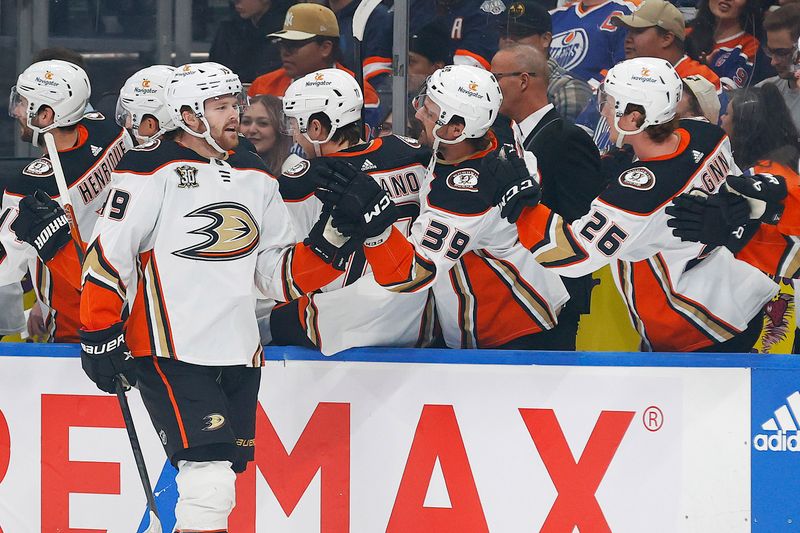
<box><xmin>491</xmin><ymin>44</ymin><xmax>550</xmax><ymax>122</ymax></box>
<box><xmin>494</xmin><ymin>44</ymin><xmax>549</xmax><ymax>85</ymax></box>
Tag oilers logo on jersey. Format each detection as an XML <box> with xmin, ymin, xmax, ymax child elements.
<box><xmin>173</xmin><ymin>202</ymin><xmax>260</xmax><ymax>261</ymax></box>
<box><xmin>550</xmin><ymin>30</ymin><xmax>589</xmax><ymax>73</ymax></box>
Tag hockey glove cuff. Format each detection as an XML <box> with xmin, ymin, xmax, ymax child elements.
<box><xmin>666</xmin><ymin>190</ymin><xmax>752</xmax><ymax>250</ymax></box>
<box><xmin>80</xmin><ymin>321</ymin><xmax>137</xmax><ymax>394</ymax></box>
<box><xmin>724</xmin><ymin>173</ymin><xmax>787</xmax><ymax>225</ymax></box>
<box><xmin>304</xmin><ymin>210</ymin><xmax>361</xmax><ymax>270</ymax></box>
<box><xmin>481</xmin><ymin>145</ymin><xmax>542</xmax><ymax>223</ymax></box>
<box><xmin>10</xmin><ymin>190</ymin><xmax>72</xmax><ymax>263</ymax></box>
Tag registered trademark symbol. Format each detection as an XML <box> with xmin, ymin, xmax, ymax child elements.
<box><xmin>643</xmin><ymin>406</ymin><xmax>663</xmax><ymax>432</ymax></box>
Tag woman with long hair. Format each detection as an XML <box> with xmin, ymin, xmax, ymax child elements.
<box><xmin>239</xmin><ymin>94</ymin><xmax>291</xmax><ymax>175</ymax></box>
<box><xmin>686</xmin><ymin>0</ymin><xmax>763</xmax><ymax>89</ymax></box>
<box><xmin>669</xmin><ymin>84</ymin><xmax>800</xmax><ymax>278</ymax></box>
<box><xmin>722</xmin><ymin>83</ymin><xmax>800</xmax><ymax>168</ymax></box>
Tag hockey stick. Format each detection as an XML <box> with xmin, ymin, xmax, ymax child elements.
<box><xmin>352</xmin><ymin>0</ymin><xmax>382</xmax><ymax>138</ymax></box>
<box><xmin>116</xmin><ymin>379</ymin><xmax>163</xmax><ymax>533</ymax></box>
<box><xmin>43</xmin><ymin>132</ymin><xmax>162</xmax><ymax>532</ymax></box>
<box><xmin>42</xmin><ymin>132</ymin><xmax>85</xmax><ymax>262</ymax></box>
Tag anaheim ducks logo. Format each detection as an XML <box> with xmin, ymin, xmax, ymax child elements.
<box><xmin>202</xmin><ymin>413</ymin><xmax>226</xmax><ymax>431</ymax></box>
<box><xmin>44</xmin><ymin>71</ymin><xmax>54</xmax><ymax>80</ymax></box>
<box><xmin>468</xmin><ymin>82</ymin><xmax>478</xmax><ymax>91</ymax></box>
<box><xmin>641</xmin><ymin>67</ymin><xmax>651</xmax><ymax>77</ymax></box>
<box><xmin>173</xmin><ymin>202</ymin><xmax>260</xmax><ymax>261</ymax></box>
<box><xmin>142</xmin><ymin>79</ymin><xmax>151</xmax><ymax>88</ymax></box>
<box><xmin>315</xmin><ymin>73</ymin><xmax>324</xmax><ymax>81</ymax></box>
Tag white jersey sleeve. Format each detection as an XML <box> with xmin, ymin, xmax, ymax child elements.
<box><xmin>81</xmin><ymin>171</ymin><xmax>164</xmax><ymax>328</ymax></box>
<box><xmin>0</xmin><ymin>194</ymin><xmax>36</xmax><ymax>286</ymax></box>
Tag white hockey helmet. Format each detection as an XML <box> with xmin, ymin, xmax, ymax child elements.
<box><xmin>415</xmin><ymin>65</ymin><xmax>502</xmax><ymax>145</ymax></box>
<box><xmin>600</xmin><ymin>57</ymin><xmax>683</xmax><ymax>147</ymax></box>
<box><xmin>282</xmin><ymin>68</ymin><xmax>363</xmax><ymax>147</ymax></box>
<box><xmin>165</xmin><ymin>62</ymin><xmax>247</xmax><ymax>154</ymax></box>
<box><xmin>9</xmin><ymin>59</ymin><xmax>91</xmax><ymax>145</ymax></box>
<box><xmin>116</xmin><ymin>65</ymin><xmax>176</xmax><ymax>143</ymax></box>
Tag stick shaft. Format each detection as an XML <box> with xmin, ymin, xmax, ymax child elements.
<box><xmin>42</xmin><ymin>132</ymin><xmax>85</xmax><ymax>262</ymax></box>
<box><xmin>115</xmin><ymin>379</ymin><xmax>161</xmax><ymax>519</ymax></box>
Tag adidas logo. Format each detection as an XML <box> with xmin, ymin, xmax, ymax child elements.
<box><xmin>90</xmin><ymin>145</ymin><xmax>103</xmax><ymax>156</ymax></box>
<box><xmin>754</xmin><ymin>390</ymin><xmax>800</xmax><ymax>452</ymax></box>
<box><xmin>692</xmin><ymin>150</ymin><xmax>704</xmax><ymax>163</ymax></box>
<box><xmin>361</xmin><ymin>159</ymin><xmax>377</xmax><ymax>171</ymax></box>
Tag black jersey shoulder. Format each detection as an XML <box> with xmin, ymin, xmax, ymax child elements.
<box><xmin>428</xmin><ymin>157</ymin><xmax>494</xmax><ymax>215</ymax></box>
<box><xmin>2</xmin><ymin>158</ymin><xmax>60</xmax><ymax>199</ymax></box>
<box><xmin>228</xmin><ymin>144</ymin><xmax>271</xmax><ymax>173</ymax></box>
<box><xmin>597</xmin><ymin>122</ymin><xmax>728</xmax><ymax>215</ymax></box>
<box><xmin>57</xmin><ymin>113</ymin><xmax>127</xmax><ymax>173</ymax></box>
<box><xmin>235</xmin><ymin>134</ymin><xmax>257</xmax><ymax>155</ymax></box>
<box><xmin>278</xmin><ymin>156</ymin><xmax>317</xmax><ymax>201</ymax></box>
<box><xmin>332</xmin><ymin>135</ymin><xmax>431</xmax><ymax>171</ymax></box>
<box><xmin>114</xmin><ymin>139</ymin><xmax>207</xmax><ymax>174</ymax></box>
<box><xmin>3</xmin><ymin>114</ymin><xmax>127</xmax><ymax>200</ymax></box>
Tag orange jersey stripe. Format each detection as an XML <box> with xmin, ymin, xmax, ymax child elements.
<box><xmin>152</xmin><ymin>357</ymin><xmax>189</xmax><ymax>449</ymax></box>
<box><xmin>458</xmin><ymin>253</ymin><xmax>546</xmax><ymax>347</ymax></box>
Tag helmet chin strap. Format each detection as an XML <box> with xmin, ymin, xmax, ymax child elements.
<box><xmin>179</xmin><ymin>116</ymin><xmax>227</xmax><ymax>157</ymax></box>
<box><xmin>425</xmin><ymin>122</ymin><xmax>467</xmax><ymax>178</ymax></box>
<box><xmin>613</xmin><ymin>115</ymin><xmax>647</xmax><ymax>148</ymax></box>
<box><xmin>302</xmin><ymin>127</ymin><xmax>337</xmax><ymax>158</ymax></box>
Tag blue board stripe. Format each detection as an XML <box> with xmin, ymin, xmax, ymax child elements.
<box><xmin>1</xmin><ymin>342</ymin><xmax>798</xmax><ymax>369</ymax></box>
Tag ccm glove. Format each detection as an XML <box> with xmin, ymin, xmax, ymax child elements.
<box><xmin>724</xmin><ymin>173</ymin><xmax>787</xmax><ymax>225</ymax></box>
<box><xmin>666</xmin><ymin>190</ymin><xmax>753</xmax><ymax>251</ymax></box>
<box><xmin>10</xmin><ymin>190</ymin><xmax>71</xmax><ymax>262</ymax></box>
<box><xmin>304</xmin><ymin>208</ymin><xmax>362</xmax><ymax>270</ymax></box>
<box><xmin>315</xmin><ymin>159</ymin><xmax>398</xmax><ymax>238</ymax></box>
<box><xmin>80</xmin><ymin>321</ymin><xmax>137</xmax><ymax>394</ymax></box>
<box><xmin>480</xmin><ymin>145</ymin><xmax>541</xmax><ymax>223</ymax></box>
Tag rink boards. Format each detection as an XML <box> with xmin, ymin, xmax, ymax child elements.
<box><xmin>0</xmin><ymin>345</ymin><xmax>797</xmax><ymax>532</ymax></box>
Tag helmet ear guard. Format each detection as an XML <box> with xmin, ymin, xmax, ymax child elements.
<box><xmin>601</xmin><ymin>57</ymin><xmax>682</xmax><ymax>147</ymax></box>
<box><xmin>116</xmin><ymin>65</ymin><xmax>177</xmax><ymax>143</ymax></box>
<box><xmin>423</xmin><ymin>65</ymin><xmax>502</xmax><ymax>146</ymax></box>
<box><xmin>165</xmin><ymin>62</ymin><xmax>246</xmax><ymax>154</ymax></box>
<box><xmin>11</xmin><ymin>59</ymin><xmax>92</xmax><ymax>146</ymax></box>
<box><xmin>282</xmin><ymin>68</ymin><xmax>364</xmax><ymax>155</ymax></box>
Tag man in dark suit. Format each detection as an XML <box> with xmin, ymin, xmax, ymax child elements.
<box><xmin>491</xmin><ymin>43</ymin><xmax>607</xmax><ymax>349</ymax></box>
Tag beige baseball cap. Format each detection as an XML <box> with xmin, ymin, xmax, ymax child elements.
<box><xmin>268</xmin><ymin>4</ymin><xmax>340</xmax><ymax>41</ymax></box>
<box><xmin>682</xmin><ymin>75</ymin><xmax>721</xmax><ymax>124</ymax></box>
<box><xmin>612</xmin><ymin>0</ymin><xmax>685</xmax><ymax>41</ymax></box>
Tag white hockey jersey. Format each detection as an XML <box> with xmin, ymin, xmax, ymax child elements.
<box><xmin>365</xmin><ymin>135</ymin><xmax>570</xmax><ymax>349</ymax></box>
<box><xmin>0</xmin><ymin>112</ymin><xmax>130</xmax><ymax>341</ymax></box>
<box><xmin>275</xmin><ymin>135</ymin><xmax>436</xmax><ymax>355</ymax></box>
<box><xmin>81</xmin><ymin>139</ymin><xmax>342</xmax><ymax>366</ymax></box>
<box><xmin>515</xmin><ymin>119</ymin><xmax>778</xmax><ymax>351</ymax></box>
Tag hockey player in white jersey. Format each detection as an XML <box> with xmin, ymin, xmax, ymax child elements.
<box><xmin>484</xmin><ymin>57</ymin><xmax>778</xmax><ymax>352</ymax></box>
<box><xmin>270</xmin><ymin>68</ymin><xmax>436</xmax><ymax>354</ymax></box>
<box><xmin>1</xmin><ymin>59</ymin><xmax>130</xmax><ymax>341</ymax></box>
<box><xmin>316</xmin><ymin>65</ymin><xmax>571</xmax><ymax>349</ymax></box>
<box><xmin>79</xmin><ymin>62</ymin><xmax>353</xmax><ymax>532</ymax></box>
<box><xmin>115</xmin><ymin>64</ymin><xmax>176</xmax><ymax>144</ymax></box>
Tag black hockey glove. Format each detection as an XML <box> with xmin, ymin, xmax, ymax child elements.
<box><xmin>315</xmin><ymin>159</ymin><xmax>398</xmax><ymax>238</ymax></box>
<box><xmin>666</xmin><ymin>190</ymin><xmax>753</xmax><ymax>251</ymax></box>
<box><xmin>480</xmin><ymin>145</ymin><xmax>541</xmax><ymax>223</ymax></box>
<box><xmin>10</xmin><ymin>190</ymin><xmax>71</xmax><ymax>262</ymax></box>
<box><xmin>304</xmin><ymin>207</ymin><xmax>362</xmax><ymax>270</ymax></box>
<box><xmin>724</xmin><ymin>173</ymin><xmax>787</xmax><ymax>225</ymax></box>
<box><xmin>80</xmin><ymin>322</ymin><xmax>137</xmax><ymax>394</ymax></box>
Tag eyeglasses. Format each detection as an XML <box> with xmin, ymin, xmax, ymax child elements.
<box><xmin>762</xmin><ymin>44</ymin><xmax>797</xmax><ymax>60</ymax></box>
<box><xmin>492</xmin><ymin>71</ymin><xmax>536</xmax><ymax>80</ymax></box>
